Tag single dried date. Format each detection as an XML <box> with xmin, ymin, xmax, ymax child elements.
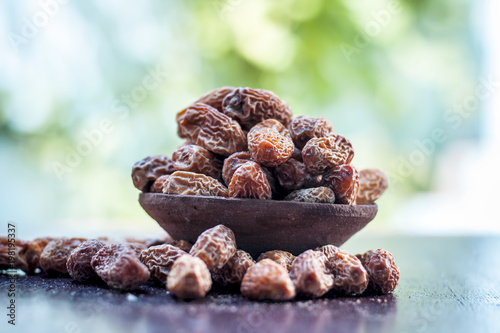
<box><xmin>222</xmin><ymin>151</ymin><xmax>253</xmax><ymax>186</ymax></box>
<box><xmin>91</xmin><ymin>243</ymin><xmax>150</xmax><ymax>290</ymax></box>
<box><xmin>140</xmin><ymin>244</ymin><xmax>187</xmax><ymax>284</ymax></box>
<box><xmin>132</xmin><ymin>155</ymin><xmax>176</xmax><ymax>192</ymax></box>
<box><xmin>302</xmin><ymin>135</ymin><xmax>354</xmax><ymax>174</ymax></box>
<box><xmin>66</xmin><ymin>239</ymin><xmax>105</xmax><ymax>282</ymax></box>
<box><xmin>240</xmin><ymin>259</ymin><xmax>296</xmax><ymax>301</ymax></box>
<box><xmin>222</xmin><ymin>88</ymin><xmax>293</xmax><ymax>131</ymax></box>
<box><xmin>40</xmin><ymin>238</ymin><xmax>86</xmax><ymax>275</ymax></box>
<box><xmin>164</xmin><ymin>171</ymin><xmax>229</xmax><ymax>197</ymax></box>
<box><xmin>177</xmin><ymin>103</ymin><xmax>247</xmax><ymax>156</ymax></box>
<box><xmin>289</xmin><ymin>116</ymin><xmax>333</xmax><ymax>149</ymax></box>
<box><xmin>327</xmin><ymin>249</ymin><xmax>368</xmax><ymax>295</ymax></box>
<box><xmin>195</xmin><ymin>87</ymin><xmax>235</xmax><ymax>112</ymax></box>
<box><xmin>356</xmin><ymin>169</ymin><xmax>388</xmax><ymax>205</ymax></box>
<box><xmin>284</xmin><ymin>187</ymin><xmax>335</xmax><ymax>203</ymax></box>
<box><xmin>289</xmin><ymin>250</ymin><xmax>333</xmax><ymax>298</ymax></box>
<box><xmin>228</xmin><ymin>161</ymin><xmax>272</xmax><ymax>200</ymax></box>
<box><xmin>274</xmin><ymin>159</ymin><xmax>321</xmax><ymax>191</ymax></box>
<box><xmin>257</xmin><ymin>250</ymin><xmax>295</xmax><ymax>272</ymax></box>
<box><xmin>321</xmin><ymin>164</ymin><xmax>359</xmax><ymax>205</ymax></box>
<box><xmin>357</xmin><ymin>249</ymin><xmax>399</xmax><ymax>294</ymax></box>
<box><xmin>172</xmin><ymin>144</ymin><xmax>223</xmax><ymax>180</ymax></box>
<box><xmin>212</xmin><ymin>250</ymin><xmax>255</xmax><ymax>287</ymax></box>
<box><xmin>189</xmin><ymin>225</ymin><xmax>237</xmax><ymax>270</ymax></box>
<box><xmin>150</xmin><ymin>175</ymin><xmax>170</xmax><ymax>193</ymax></box>
<box><xmin>247</xmin><ymin>119</ymin><xmax>294</xmax><ymax>167</ymax></box>
<box><xmin>167</xmin><ymin>254</ymin><xmax>212</xmax><ymax>299</ymax></box>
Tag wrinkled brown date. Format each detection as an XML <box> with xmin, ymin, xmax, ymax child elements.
<box><xmin>222</xmin><ymin>151</ymin><xmax>253</xmax><ymax>186</ymax></box>
<box><xmin>247</xmin><ymin>119</ymin><xmax>294</xmax><ymax>167</ymax></box>
<box><xmin>321</xmin><ymin>164</ymin><xmax>359</xmax><ymax>205</ymax></box>
<box><xmin>0</xmin><ymin>237</ymin><xmax>41</xmax><ymax>274</ymax></box>
<box><xmin>66</xmin><ymin>239</ymin><xmax>105</xmax><ymax>282</ymax></box>
<box><xmin>164</xmin><ymin>171</ymin><xmax>229</xmax><ymax>197</ymax></box>
<box><xmin>274</xmin><ymin>158</ymin><xmax>321</xmax><ymax>191</ymax></box>
<box><xmin>195</xmin><ymin>87</ymin><xmax>235</xmax><ymax>112</ymax></box>
<box><xmin>167</xmin><ymin>254</ymin><xmax>212</xmax><ymax>299</ymax></box>
<box><xmin>284</xmin><ymin>187</ymin><xmax>336</xmax><ymax>204</ymax></box>
<box><xmin>91</xmin><ymin>243</ymin><xmax>150</xmax><ymax>290</ymax></box>
<box><xmin>327</xmin><ymin>249</ymin><xmax>368</xmax><ymax>295</ymax></box>
<box><xmin>212</xmin><ymin>250</ymin><xmax>255</xmax><ymax>287</ymax></box>
<box><xmin>40</xmin><ymin>238</ymin><xmax>86</xmax><ymax>275</ymax></box>
<box><xmin>140</xmin><ymin>244</ymin><xmax>187</xmax><ymax>284</ymax></box>
<box><xmin>289</xmin><ymin>250</ymin><xmax>333</xmax><ymax>298</ymax></box>
<box><xmin>356</xmin><ymin>169</ymin><xmax>388</xmax><ymax>205</ymax></box>
<box><xmin>132</xmin><ymin>155</ymin><xmax>176</xmax><ymax>192</ymax></box>
<box><xmin>222</xmin><ymin>88</ymin><xmax>293</xmax><ymax>131</ymax></box>
<box><xmin>228</xmin><ymin>161</ymin><xmax>272</xmax><ymax>200</ymax></box>
<box><xmin>150</xmin><ymin>175</ymin><xmax>170</xmax><ymax>193</ymax></box>
<box><xmin>172</xmin><ymin>144</ymin><xmax>223</xmax><ymax>180</ymax></box>
<box><xmin>177</xmin><ymin>103</ymin><xmax>247</xmax><ymax>156</ymax></box>
<box><xmin>302</xmin><ymin>135</ymin><xmax>354</xmax><ymax>174</ymax></box>
<box><xmin>357</xmin><ymin>249</ymin><xmax>400</xmax><ymax>294</ymax></box>
<box><xmin>289</xmin><ymin>116</ymin><xmax>333</xmax><ymax>149</ymax></box>
<box><xmin>189</xmin><ymin>225</ymin><xmax>237</xmax><ymax>270</ymax></box>
<box><xmin>257</xmin><ymin>250</ymin><xmax>296</xmax><ymax>272</ymax></box>
<box><xmin>240</xmin><ymin>259</ymin><xmax>296</xmax><ymax>301</ymax></box>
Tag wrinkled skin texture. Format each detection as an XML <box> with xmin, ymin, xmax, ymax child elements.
<box><xmin>168</xmin><ymin>240</ymin><xmax>193</xmax><ymax>253</ymax></box>
<box><xmin>275</xmin><ymin>159</ymin><xmax>322</xmax><ymax>191</ymax></box>
<box><xmin>327</xmin><ymin>249</ymin><xmax>368</xmax><ymax>295</ymax></box>
<box><xmin>164</xmin><ymin>171</ymin><xmax>229</xmax><ymax>197</ymax></box>
<box><xmin>66</xmin><ymin>239</ymin><xmax>105</xmax><ymax>282</ymax></box>
<box><xmin>91</xmin><ymin>244</ymin><xmax>150</xmax><ymax>290</ymax></box>
<box><xmin>195</xmin><ymin>87</ymin><xmax>235</xmax><ymax>112</ymax></box>
<box><xmin>132</xmin><ymin>155</ymin><xmax>176</xmax><ymax>192</ymax></box>
<box><xmin>140</xmin><ymin>244</ymin><xmax>187</xmax><ymax>285</ymax></box>
<box><xmin>240</xmin><ymin>259</ymin><xmax>296</xmax><ymax>301</ymax></box>
<box><xmin>172</xmin><ymin>144</ymin><xmax>223</xmax><ymax>180</ymax></box>
<box><xmin>177</xmin><ymin>103</ymin><xmax>247</xmax><ymax>156</ymax></box>
<box><xmin>222</xmin><ymin>151</ymin><xmax>253</xmax><ymax>186</ymax></box>
<box><xmin>356</xmin><ymin>169</ymin><xmax>388</xmax><ymax>205</ymax></box>
<box><xmin>189</xmin><ymin>225</ymin><xmax>237</xmax><ymax>270</ymax></box>
<box><xmin>40</xmin><ymin>238</ymin><xmax>86</xmax><ymax>275</ymax></box>
<box><xmin>150</xmin><ymin>175</ymin><xmax>170</xmax><ymax>193</ymax></box>
<box><xmin>257</xmin><ymin>250</ymin><xmax>295</xmax><ymax>272</ymax></box>
<box><xmin>0</xmin><ymin>237</ymin><xmax>41</xmax><ymax>274</ymax></box>
<box><xmin>247</xmin><ymin>119</ymin><xmax>294</xmax><ymax>167</ymax></box>
<box><xmin>222</xmin><ymin>88</ymin><xmax>293</xmax><ymax>131</ymax></box>
<box><xmin>228</xmin><ymin>161</ymin><xmax>272</xmax><ymax>200</ymax></box>
<box><xmin>302</xmin><ymin>135</ymin><xmax>354</xmax><ymax>174</ymax></box>
<box><xmin>284</xmin><ymin>187</ymin><xmax>336</xmax><ymax>204</ymax></box>
<box><xmin>357</xmin><ymin>249</ymin><xmax>400</xmax><ymax>294</ymax></box>
<box><xmin>167</xmin><ymin>254</ymin><xmax>212</xmax><ymax>299</ymax></box>
<box><xmin>315</xmin><ymin>245</ymin><xmax>339</xmax><ymax>261</ymax></box>
<box><xmin>321</xmin><ymin>164</ymin><xmax>359</xmax><ymax>205</ymax></box>
<box><xmin>212</xmin><ymin>250</ymin><xmax>255</xmax><ymax>286</ymax></box>
<box><xmin>289</xmin><ymin>250</ymin><xmax>333</xmax><ymax>298</ymax></box>
<box><xmin>289</xmin><ymin>116</ymin><xmax>333</xmax><ymax>149</ymax></box>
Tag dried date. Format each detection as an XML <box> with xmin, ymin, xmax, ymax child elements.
<box><xmin>177</xmin><ymin>103</ymin><xmax>247</xmax><ymax>156</ymax></box>
<box><xmin>212</xmin><ymin>250</ymin><xmax>255</xmax><ymax>286</ymax></box>
<box><xmin>228</xmin><ymin>161</ymin><xmax>272</xmax><ymax>200</ymax></box>
<box><xmin>240</xmin><ymin>259</ymin><xmax>295</xmax><ymax>301</ymax></box>
<box><xmin>195</xmin><ymin>87</ymin><xmax>235</xmax><ymax>112</ymax></box>
<box><xmin>0</xmin><ymin>238</ymin><xmax>41</xmax><ymax>274</ymax></box>
<box><xmin>247</xmin><ymin>119</ymin><xmax>294</xmax><ymax>167</ymax></box>
<box><xmin>356</xmin><ymin>169</ymin><xmax>388</xmax><ymax>205</ymax></box>
<box><xmin>257</xmin><ymin>250</ymin><xmax>295</xmax><ymax>272</ymax></box>
<box><xmin>66</xmin><ymin>239</ymin><xmax>105</xmax><ymax>282</ymax></box>
<box><xmin>189</xmin><ymin>225</ymin><xmax>237</xmax><ymax>270</ymax></box>
<box><xmin>91</xmin><ymin>243</ymin><xmax>150</xmax><ymax>290</ymax></box>
<box><xmin>168</xmin><ymin>240</ymin><xmax>193</xmax><ymax>253</ymax></box>
<box><xmin>302</xmin><ymin>135</ymin><xmax>354</xmax><ymax>174</ymax></box>
<box><xmin>150</xmin><ymin>175</ymin><xmax>170</xmax><ymax>193</ymax></box>
<box><xmin>357</xmin><ymin>249</ymin><xmax>399</xmax><ymax>294</ymax></box>
<box><xmin>172</xmin><ymin>144</ymin><xmax>223</xmax><ymax>180</ymax></box>
<box><xmin>315</xmin><ymin>245</ymin><xmax>339</xmax><ymax>260</ymax></box>
<box><xmin>321</xmin><ymin>164</ymin><xmax>359</xmax><ymax>205</ymax></box>
<box><xmin>167</xmin><ymin>254</ymin><xmax>212</xmax><ymax>299</ymax></box>
<box><xmin>289</xmin><ymin>116</ymin><xmax>333</xmax><ymax>149</ymax></box>
<box><xmin>274</xmin><ymin>159</ymin><xmax>321</xmax><ymax>191</ymax></box>
<box><xmin>289</xmin><ymin>250</ymin><xmax>333</xmax><ymax>298</ymax></box>
<box><xmin>327</xmin><ymin>249</ymin><xmax>368</xmax><ymax>295</ymax></box>
<box><xmin>140</xmin><ymin>244</ymin><xmax>187</xmax><ymax>284</ymax></box>
<box><xmin>222</xmin><ymin>151</ymin><xmax>252</xmax><ymax>186</ymax></box>
<box><xmin>284</xmin><ymin>187</ymin><xmax>335</xmax><ymax>204</ymax></box>
<box><xmin>40</xmin><ymin>238</ymin><xmax>86</xmax><ymax>275</ymax></box>
<box><xmin>164</xmin><ymin>171</ymin><xmax>229</xmax><ymax>197</ymax></box>
<box><xmin>222</xmin><ymin>88</ymin><xmax>293</xmax><ymax>131</ymax></box>
<box><xmin>132</xmin><ymin>155</ymin><xmax>176</xmax><ymax>192</ymax></box>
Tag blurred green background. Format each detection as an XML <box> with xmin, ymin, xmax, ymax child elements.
<box><xmin>1</xmin><ymin>0</ymin><xmax>498</xmax><ymax>238</ymax></box>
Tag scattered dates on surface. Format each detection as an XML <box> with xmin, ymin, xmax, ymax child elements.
<box><xmin>4</xmin><ymin>225</ymin><xmax>400</xmax><ymax>301</ymax></box>
<box><xmin>131</xmin><ymin>86</ymin><xmax>388</xmax><ymax>205</ymax></box>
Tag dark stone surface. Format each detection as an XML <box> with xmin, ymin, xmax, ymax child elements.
<box><xmin>1</xmin><ymin>236</ymin><xmax>499</xmax><ymax>333</ymax></box>
<box><xmin>139</xmin><ymin>193</ymin><xmax>378</xmax><ymax>256</ymax></box>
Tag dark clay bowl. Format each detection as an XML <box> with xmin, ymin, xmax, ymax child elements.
<box><xmin>139</xmin><ymin>193</ymin><xmax>377</xmax><ymax>257</ymax></box>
